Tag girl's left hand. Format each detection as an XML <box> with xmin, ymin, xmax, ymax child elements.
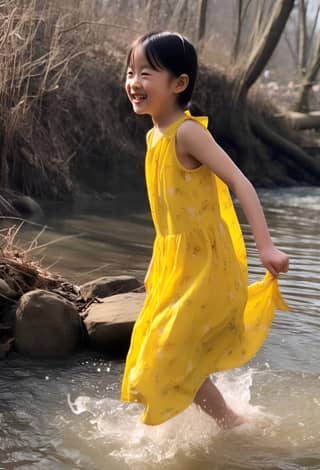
<box><xmin>259</xmin><ymin>245</ymin><xmax>289</xmax><ymax>278</ymax></box>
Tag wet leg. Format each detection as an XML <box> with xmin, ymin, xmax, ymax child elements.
<box><xmin>194</xmin><ymin>377</ymin><xmax>246</xmax><ymax>429</ymax></box>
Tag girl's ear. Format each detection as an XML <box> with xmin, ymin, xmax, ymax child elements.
<box><xmin>174</xmin><ymin>74</ymin><xmax>189</xmax><ymax>94</ymax></box>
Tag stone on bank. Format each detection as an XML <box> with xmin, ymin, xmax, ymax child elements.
<box><xmin>84</xmin><ymin>291</ymin><xmax>145</xmax><ymax>355</ymax></box>
<box><xmin>15</xmin><ymin>289</ymin><xmax>84</xmax><ymax>357</ymax></box>
<box><xmin>80</xmin><ymin>275</ymin><xmax>141</xmax><ymax>300</ymax></box>
<box><xmin>0</xmin><ymin>263</ymin><xmax>144</xmax><ymax>358</ymax></box>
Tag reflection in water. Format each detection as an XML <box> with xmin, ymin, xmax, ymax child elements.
<box><xmin>0</xmin><ymin>187</ymin><xmax>319</xmax><ymax>469</ymax></box>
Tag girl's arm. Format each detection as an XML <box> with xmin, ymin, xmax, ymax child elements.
<box><xmin>176</xmin><ymin>121</ymin><xmax>289</xmax><ymax>277</ymax></box>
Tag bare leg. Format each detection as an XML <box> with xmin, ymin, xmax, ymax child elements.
<box><xmin>194</xmin><ymin>377</ymin><xmax>246</xmax><ymax>430</ymax></box>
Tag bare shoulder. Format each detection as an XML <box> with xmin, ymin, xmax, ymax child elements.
<box><xmin>176</xmin><ymin>119</ymin><xmax>206</xmax><ymax>139</ymax></box>
<box><xmin>175</xmin><ymin>120</ymin><xmax>208</xmax><ymax>169</ymax></box>
<box><xmin>176</xmin><ymin>119</ymin><xmax>212</xmax><ymax>155</ymax></box>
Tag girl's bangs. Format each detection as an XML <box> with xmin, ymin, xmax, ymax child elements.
<box><xmin>126</xmin><ymin>37</ymin><xmax>164</xmax><ymax>71</ymax></box>
<box><xmin>144</xmin><ymin>41</ymin><xmax>164</xmax><ymax>71</ymax></box>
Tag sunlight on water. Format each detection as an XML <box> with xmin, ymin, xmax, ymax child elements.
<box><xmin>64</xmin><ymin>367</ymin><xmax>320</xmax><ymax>470</ymax></box>
<box><xmin>1</xmin><ymin>187</ymin><xmax>320</xmax><ymax>469</ymax></box>
<box><xmin>66</xmin><ymin>369</ymin><xmax>270</xmax><ymax>469</ymax></box>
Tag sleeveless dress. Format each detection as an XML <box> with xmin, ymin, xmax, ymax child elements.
<box><xmin>121</xmin><ymin>111</ymin><xmax>288</xmax><ymax>425</ymax></box>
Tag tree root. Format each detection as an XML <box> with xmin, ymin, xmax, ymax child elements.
<box><xmin>248</xmin><ymin>112</ymin><xmax>320</xmax><ymax>180</ymax></box>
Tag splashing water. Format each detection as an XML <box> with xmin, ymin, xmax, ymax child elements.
<box><xmin>67</xmin><ymin>369</ymin><xmax>277</xmax><ymax>469</ymax></box>
<box><xmin>1</xmin><ymin>188</ymin><xmax>320</xmax><ymax>469</ymax></box>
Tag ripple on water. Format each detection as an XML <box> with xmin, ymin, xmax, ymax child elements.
<box><xmin>63</xmin><ymin>368</ymin><xmax>320</xmax><ymax>470</ymax></box>
<box><xmin>0</xmin><ymin>188</ymin><xmax>320</xmax><ymax>469</ymax></box>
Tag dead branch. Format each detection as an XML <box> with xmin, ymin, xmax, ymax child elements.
<box><xmin>56</xmin><ymin>20</ymin><xmax>136</xmax><ymax>35</ymax></box>
<box><xmin>279</xmin><ymin>110</ymin><xmax>320</xmax><ymax>129</ymax></box>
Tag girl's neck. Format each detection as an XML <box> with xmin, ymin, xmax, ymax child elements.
<box><xmin>152</xmin><ymin>106</ymin><xmax>185</xmax><ymax>133</ymax></box>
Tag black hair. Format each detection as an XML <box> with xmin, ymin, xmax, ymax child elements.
<box><xmin>127</xmin><ymin>31</ymin><xmax>198</xmax><ymax>109</ymax></box>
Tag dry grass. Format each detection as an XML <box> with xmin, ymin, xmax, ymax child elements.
<box><xmin>0</xmin><ymin>219</ymin><xmax>93</xmax><ymax>355</ymax></box>
<box><xmin>0</xmin><ymin>220</ymin><xmax>82</xmax><ymax>304</ymax></box>
<box><xmin>0</xmin><ymin>0</ymin><xmax>93</xmax><ymax>196</ymax></box>
<box><xmin>0</xmin><ymin>0</ymin><xmax>243</xmax><ymax>202</ymax></box>
<box><xmin>0</xmin><ymin>0</ymin><xmax>150</xmax><ymax>200</ymax></box>
<box><xmin>0</xmin><ymin>0</ymin><xmax>314</xmax><ymax>203</ymax></box>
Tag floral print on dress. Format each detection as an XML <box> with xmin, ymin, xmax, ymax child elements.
<box><xmin>121</xmin><ymin>111</ymin><xmax>289</xmax><ymax>426</ymax></box>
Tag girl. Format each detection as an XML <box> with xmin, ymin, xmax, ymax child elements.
<box><xmin>121</xmin><ymin>31</ymin><xmax>289</xmax><ymax>429</ymax></box>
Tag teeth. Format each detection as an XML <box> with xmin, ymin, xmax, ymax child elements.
<box><xmin>132</xmin><ymin>94</ymin><xmax>146</xmax><ymax>100</ymax></box>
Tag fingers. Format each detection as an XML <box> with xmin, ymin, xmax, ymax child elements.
<box><xmin>278</xmin><ymin>254</ymin><xmax>289</xmax><ymax>274</ymax></box>
<box><xmin>267</xmin><ymin>256</ymin><xmax>289</xmax><ymax>278</ymax></box>
<box><xmin>267</xmin><ymin>263</ymin><xmax>279</xmax><ymax>278</ymax></box>
<box><xmin>259</xmin><ymin>247</ymin><xmax>289</xmax><ymax>278</ymax></box>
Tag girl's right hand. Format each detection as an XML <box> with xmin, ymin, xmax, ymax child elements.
<box><xmin>259</xmin><ymin>245</ymin><xmax>289</xmax><ymax>278</ymax></box>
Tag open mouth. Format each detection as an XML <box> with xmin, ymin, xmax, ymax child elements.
<box><xmin>131</xmin><ymin>93</ymin><xmax>147</xmax><ymax>103</ymax></box>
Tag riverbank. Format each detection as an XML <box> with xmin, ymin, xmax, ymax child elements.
<box><xmin>0</xmin><ymin>224</ymin><xmax>145</xmax><ymax>358</ymax></box>
<box><xmin>0</xmin><ymin>187</ymin><xmax>319</xmax><ymax>469</ymax></box>
<box><xmin>1</xmin><ymin>1</ymin><xmax>319</xmax><ymax>211</ymax></box>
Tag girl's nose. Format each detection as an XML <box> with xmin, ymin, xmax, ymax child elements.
<box><xmin>131</xmin><ymin>74</ymin><xmax>141</xmax><ymax>88</ymax></box>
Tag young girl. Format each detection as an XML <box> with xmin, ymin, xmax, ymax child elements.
<box><xmin>121</xmin><ymin>31</ymin><xmax>289</xmax><ymax>429</ymax></box>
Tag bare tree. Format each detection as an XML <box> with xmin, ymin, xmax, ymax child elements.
<box><xmin>197</xmin><ymin>0</ymin><xmax>208</xmax><ymax>42</ymax></box>
<box><xmin>232</xmin><ymin>0</ymin><xmax>273</xmax><ymax>64</ymax></box>
<box><xmin>225</xmin><ymin>0</ymin><xmax>320</xmax><ymax>180</ymax></box>
<box><xmin>291</xmin><ymin>0</ymin><xmax>320</xmax><ymax>112</ymax></box>
<box><xmin>146</xmin><ymin>0</ymin><xmax>164</xmax><ymax>30</ymax></box>
<box><xmin>235</xmin><ymin>0</ymin><xmax>294</xmax><ymax>99</ymax></box>
<box><xmin>298</xmin><ymin>0</ymin><xmax>308</xmax><ymax>75</ymax></box>
<box><xmin>232</xmin><ymin>0</ymin><xmax>252</xmax><ymax>62</ymax></box>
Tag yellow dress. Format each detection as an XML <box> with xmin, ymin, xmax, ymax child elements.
<box><xmin>121</xmin><ymin>111</ymin><xmax>288</xmax><ymax>425</ymax></box>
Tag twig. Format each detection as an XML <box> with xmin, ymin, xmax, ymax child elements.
<box><xmin>8</xmin><ymin>220</ymin><xmax>24</xmax><ymax>248</ymax></box>
<box><xmin>27</xmin><ymin>225</ymin><xmax>48</xmax><ymax>251</ymax></box>
<box><xmin>82</xmin><ymin>262</ymin><xmax>111</xmax><ymax>276</ymax></box>
<box><xmin>56</xmin><ymin>20</ymin><xmax>136</xmax><ymax>35</ymax></box>
<box><xmin>45</xmin><ymin>256</ymin><xmax>62</xmax><ymax>271</ymax></box>
<box><xmin>0</xmin><ymin>216</ymin><xmax>49</xmax><ymax>229</ymax></box>
<box><xmin>23</xmin><ymin>232</ymin><xmax>86</xmax><ymax>254</ymax></box>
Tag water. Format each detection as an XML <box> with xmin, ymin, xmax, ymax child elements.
<box><xmin>0</xmin><ymin>187</ymin><xmax>319</xmax><ymax>470</ymax></box>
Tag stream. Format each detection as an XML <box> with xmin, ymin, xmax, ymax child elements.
<box><xmin>0</xmin><ymin>186</ymin><xmax>319</xmax><ymax>470</ymax></box>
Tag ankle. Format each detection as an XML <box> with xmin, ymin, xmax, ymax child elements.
<box><xmin>216</xmin><ymin>408</ymin><xmax>246</xmax><ymax>430</ymax></box>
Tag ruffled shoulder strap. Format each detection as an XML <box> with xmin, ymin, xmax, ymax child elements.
<box><xmin>184</xmin><ymin>109</ymin><xmax>208</xmax><ymax>129</ymax></box>
<box><xmin>164</xmin><ymin>110</ymin><xmax>209</xmax><ymax>139</ymax></box>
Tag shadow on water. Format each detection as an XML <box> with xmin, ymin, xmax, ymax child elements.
<box><xmin>0</xmin><ymin>187</ymin><xmax>320</xmax><ymax>469</ymax></box>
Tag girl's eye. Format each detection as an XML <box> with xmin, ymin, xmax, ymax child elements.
<box><xmin>126</xmin><ymin>70</ymin><xmax>133</xmax><ymax>77</ymax></box>
<box><xmin>141</xmin><ymin>72</ymin><xmax>151</xmax><ymax>77</ymax></box>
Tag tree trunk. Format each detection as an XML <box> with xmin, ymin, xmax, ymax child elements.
<box><xmin>235</xmin><ymin>0</ymin><xmax>295</xmax><ymax>99</ymax></box>
<box><xmin>169</xmin><ymin>0</ymin><xmax>188</xmax><ymax>31</ymax></box>
<box><xmin>249</xmin><ymin>112</ymin><xmax>320</xmax><ymax>179</ymax></box>
<box><xmin>298</xmin><ymin>0</ymin><xmax>307</xmax><ymax>76</ymax></box>
<box><xmin>232</xmin><ymin>0</ymin><xmax>243</xmax><ymax>62</ymax></box>
<box><xmin>146</xmin><ymin>0</ymin><xmax>163</xmax><ymax>29</ymax></box>
<box><xmin>197</xmin><ymin>0</ymin><xmax>208</xmax><ymax>41</ymax></box>
<box><xmin>279</xmin><ymin>111</ymin><xmax>320</xmax><ymax>130</ymax></box>
<box><xmin>292</xmin><ymin>34</ymin><xmax>320</xmax><ymax>112</ymax></box>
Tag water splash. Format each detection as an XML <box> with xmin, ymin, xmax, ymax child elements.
<box><xmin>67</xmin><ymin>368</ymin><xmax>275</xmax><ymax>468</ymax></box>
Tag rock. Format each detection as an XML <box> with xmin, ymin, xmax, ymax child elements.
<box><xmin>80</xmin><ymin>275</ymin><xmax>142</xmax><ymax>301</ymax></box>
<box><xmin>84</xmin><ymin>291</ymin><xmax>145</xmax><ymax>355</ymax></box>
<box><xmin>11</xmin><ymin>195</ymin><xmax>42</xmax><ymax>217</ymax></box>
<box><xmin>15</xmin><ymin>289</ymin><xmax>84</xmax><ymax>357</ymax></box>
<box><xmin>0</xmin><ymin>279</ymin><xmax>18</xmax><ymax>299</ymax></box>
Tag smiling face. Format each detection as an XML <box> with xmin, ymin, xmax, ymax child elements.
<box><xmin>125</xmin><ymin>44</ymin><xmax>186</xmax><ymax>123</ymax></box>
